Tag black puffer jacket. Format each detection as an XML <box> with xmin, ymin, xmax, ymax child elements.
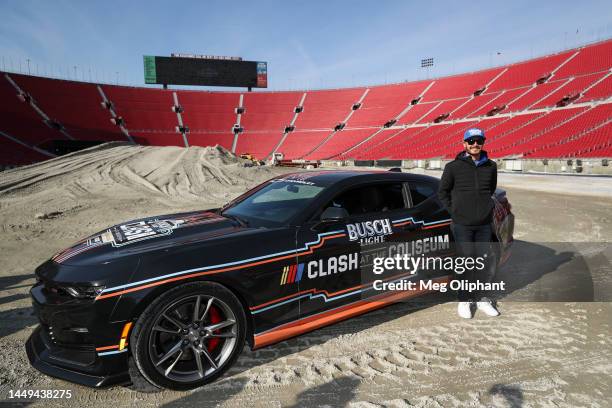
<box><xmin>437</xmin><ymin>151</ymin><xmax>497</xmax><ymax>226</ymax></box>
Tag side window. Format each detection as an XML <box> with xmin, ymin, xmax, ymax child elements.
<box><xmin>409</xmin><ymin>182</ymin><xmax>436</xmax><ymax>206</ymax></box>
<box><xmin>326</xmin><ymin>183</ymin><xmax>406</xmax><ymax>216</ymax></box>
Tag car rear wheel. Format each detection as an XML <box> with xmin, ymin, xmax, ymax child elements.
<box><xmin>130</xmin><ymin>281</ymin><xmax>246</xmax><ymax>390</ymax></box>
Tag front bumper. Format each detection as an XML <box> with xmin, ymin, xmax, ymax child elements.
<box><xmin>26</xmin><ymin>325</ymin><xmax>130</xmax><ymax>388</ymax></box>
<box><xmin>26</xmin><ymin>271</ymin><xmax>131</xmax><ymax>388</ymax></box>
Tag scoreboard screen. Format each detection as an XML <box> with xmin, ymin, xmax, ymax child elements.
<box><xmin>143</xmin><ymin>56</ymin><xmax>267</xmax><ymax>88</ymax></box>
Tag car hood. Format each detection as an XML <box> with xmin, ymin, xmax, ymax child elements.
<box><xmin>51</xmin><ymin>209</ymin><xmax>243</xmax><ymax>266</ymax></box>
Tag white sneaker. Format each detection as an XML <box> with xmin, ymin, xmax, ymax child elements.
<box><xmin>457</xmin><ymin>302</ymin><xmax>474</xmax><ymax>319</ymax></box>
<box><xmin>477</xmin><ymin>300</ymin><xmax>500</xmax><ymax>317</ymax></box>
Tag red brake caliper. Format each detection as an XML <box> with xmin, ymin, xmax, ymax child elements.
<box><xmin>207</xmin><ymin>305</ymin><xmax>222</xmax><ymax>352</ymax></box>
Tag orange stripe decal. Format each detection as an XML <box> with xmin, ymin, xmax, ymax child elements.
<box><xmin>422</xmin><ymin>222</ymin><xmax>451</xmax><ymax>230</ymax></box>
<box><xmin>253</xmin><ymin>276</ymin><xmax>451</xmax><ymax>348</ymax></box>
<box><xmin>96</xmin><ymin>344</ymin><xmax>122</xmax><ymax>351</ymax></box>
<box><xmin>250</xmin><ymin>271</ymin><xmax>416</xmax><ymax>311</ymax></box>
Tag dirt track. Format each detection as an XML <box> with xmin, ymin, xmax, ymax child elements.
<box><xmin>0</xmin><ymin>144</ymin><xmax>610</xmax><ymax>407</ymax></box>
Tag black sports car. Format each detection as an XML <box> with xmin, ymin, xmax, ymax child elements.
<box><xmin>26</xmin><ymin>170</ymin><xmax>514</xmax><ymax>390</ymax></box>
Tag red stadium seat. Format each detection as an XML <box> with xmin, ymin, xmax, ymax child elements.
<box><xmin>1</xmin><ymin>39</ymin><xmax>610</xmax><ymax>165</ymax></box>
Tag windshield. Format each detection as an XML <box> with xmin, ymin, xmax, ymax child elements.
<box><xmin>222</xmin><ymin>180</ymin><xmax>326</xmax><ymax>227</ymax></box>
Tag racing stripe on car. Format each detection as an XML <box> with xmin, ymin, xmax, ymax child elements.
<box><xmin>253</xmin><ymin>275</ymin><xmax>452</xmax><ymax>348</ymax></box>
<box><xmin>96</xmin><ymin>231</ymin><xmax>346</xmax><ymax>300</ymax></box>
<box><xmin>251</xmin><ymin>270</ymin><xmax>422</xmax><ymax>314</ymax></box>
<box><xmin>95</xmin><ymin>343</ymin><xmax>128</xmax><ymax>356</ymax></box>
<box><xmin>280</xmin><ymin>266</ymin><xmax>289</xmax><ymax>285</ymax></box>
<box><xmin>392</xmin><ymin>217</ymin><xmax>451</xmax><ymax>228</ymax></box>
<box><xmin>295</xmin><ymin>263</ymin><xmax>304</xmax><ymax>282</ymax></box>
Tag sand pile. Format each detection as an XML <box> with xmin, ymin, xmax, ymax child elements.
<box><xmin>0</xmin><ymin>143</ymin><xmax>282</xmax><ymax>202</ymax></box>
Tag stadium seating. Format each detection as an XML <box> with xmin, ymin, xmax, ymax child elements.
<box><xmin>580</xmin><ymin>74</ymin><xmax>612</xmax><ymax>101</ymax></box>
<box><xmin>505</xmin><ymin>80</ymin><xmax>568</xmax><ymax>111</ymax></box>
<box><xmin>422</xmin><ymin>68</ymin><xmax>504</xmax><ymax>101</ymax></box>
<box><xmin>306</xmin><ymin>128</ymin><xmax>377</xmax><ymax>160</ymax></box>
<box><xmin>1</xmin><ymin>39</ymin><xmax>610</xmax><ymax>165</ymax></box>
<box><xmin>235</xmin><ymin>132</ymin><xmax>284</xmax><ymax>159</ymax></box>
<box><xmin>13</xmin><ymin>75</ymin><xmax>125</xmax><ymax>142</ymax></box>
<box><xmin>294</xmin><ymin>88</ymin><xmax>364</xmax><ymax>130</ymax></box>
<box><xmin>487</xmin><ymin>51</ymin><xmax>575</xmax><ymax>92</ymax></box>
<box><xmin>396</xmin><ymin>102</ymin><xmax>439</xmax><ymax>125</ymax></box>
<box><xmin>531</xmin><ymin>72</ymin><xmax>606</xmax><ymax>108</ymax></box>
<box><xmin>468</xmin><ymin>88</ymin><xmax>528</xmax><ymax>117</ymax></box>
<box><xmin>0</xmin><ymin>73</ymin><xmax>73</xmax><ymax>147</ymax></box>
<box><xmin>348</xmin><ymin>81</ymin><xmax>430</xmax><ymax>127</ymax></box>
<box><xmin>418</xmin><ymin>98</ymin><xmax>468</xmax><ymax>123</ymax></box>
<box><xmin>523</xmin><ymin>104</ymin><xmax>612</xmax><ymax>156</ymax></box>
<box><xmin>450</xmin><ymin>93</ymin><xmax>501</xmax><ymax>119</ymax></box>
<box><xmin>487</xmin><ymin>108</ymin><xmax>588</xmax><ymax>156</ymax></box>
<box><xmin>275</xmin><ymin>130</ymin><xmax>334</xmax><ymax>159</ymax></box>
<box><xmin>554</xmin><ymin>40</ymin><xmax>612</xmax><ymax>79</ymax></box>
<box><xmin>241</xmin><ymin>92</ymin><xmax>302</xmax><ymax>132</ymax></box>
<box><xmin>103</xmin><ymin>85</ymin><xmax>178</xmax><ymax>133</ymax></box>
<box><xmin>178</xmin><ymin>91</ymin><xmax>240</xmax><ymax>132</ymax></box>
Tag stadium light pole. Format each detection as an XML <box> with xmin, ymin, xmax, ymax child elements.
<box><xmin>421</xmin><ymin>57</ymin><xmax>433</xmax><ymax>79</ymax></box>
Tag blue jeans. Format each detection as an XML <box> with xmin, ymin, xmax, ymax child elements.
<box><xmin>451</xmin><ymin>223</ymin><xmax>492</xmax><ymax>302</ymax></box>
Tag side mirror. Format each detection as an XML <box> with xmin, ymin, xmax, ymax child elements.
<box><xmin>312</xmin><ymin>207</ymin><xmax>348</xmax><ymax>232</ymax></box>
<box><xmin>320</xmin><ymin>207</ymin><xmax>349</xmax><ymax>221</ymax></box>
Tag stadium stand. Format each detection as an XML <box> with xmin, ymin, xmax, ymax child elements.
<box><xmin>553</xmin><ymin>40</ymin><xmax>612</xmax><ymax>78</ymax></box>
<box><xmin>12</xmin><ymin>75</ymin><xmax>125</xmax><ymax>142</ymax></box>
<box><xmin>178</xmin><ymin>91</ymin><xmax>239</xmax><ymax>133</ymax></box>
<box><xmin>347</xmin><ymin>81</ymin><xmax>430</xmax><ymax>127</ymax></box>
<box><xmin>421</xmin><ymin>68</ymin><xmax>504</xmax><ymax>101</ymax></box>
<box><xmin>102</xmin><ymin>86</ymin><xmax>177</xmax><ymax>133</ymax></box>
<box><xmin>0</xmin><ymin>39</ymin><xmax>610</xmax><ymax>166</ymax></box>
<box><xmin>532</xmin><ymin>72</ymin><xmax>607</xmax><ymax>108</ymax></box>
<box><xmin>241</xmin><ymin>92</ymin><xmax>301</xmax><ymax>132</ymax></box>
<box><xmin>294</xmin><ymin>88</ymin><xmax>364</xmax><ymax>130</ymax></box>
<box><xmin>235</xmin><ymin>132</ymin><xmax>284</xmax><ymax>159</ymax></box>
<box><xmin>487</xmin><ymin>51</ymin><xmax>575</xmax><ymax>92</ymax></box>
<box><xmin>581</xmin><ymin>74</ymin><xmax>612</xmax><ymax>101</ymax></box>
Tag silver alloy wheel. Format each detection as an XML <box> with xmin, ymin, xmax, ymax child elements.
<box><xmin>147</xmin><ymin>295</ymin><xmax>237</xmax><ymax>382</ymax></box>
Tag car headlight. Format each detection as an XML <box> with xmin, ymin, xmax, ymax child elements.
<box><xmin>63</xmin><ymin>285</ymin><xmax>106</xmax><ymax>299</ymax></box>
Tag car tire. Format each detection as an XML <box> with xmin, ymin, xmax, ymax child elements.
<box><xmin>130</xmin><ymin>281</ymin><xmax>246</xmax><ymax>391</ymax></box>
<box><xmin>127</xmin><ymin>356</ymin><xmax>162</xmax><ymax>393</ymax></box>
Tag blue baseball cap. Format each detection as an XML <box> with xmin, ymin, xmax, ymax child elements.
<box><xmin>464</xmin><ymin>128</ymin><xmax>485</xmax><ymax>140</ymax></box>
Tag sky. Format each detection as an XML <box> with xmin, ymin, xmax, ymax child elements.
<box><xmin>0</xmin><ymin>0</ymin><xmax>611</xmax><ymax>91</ymax></box>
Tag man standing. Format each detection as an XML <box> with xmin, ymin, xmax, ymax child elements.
<box><xmin>438</xmin><ymin>128</ymin><xmax>499</xmax><ymax>318</ymax></box>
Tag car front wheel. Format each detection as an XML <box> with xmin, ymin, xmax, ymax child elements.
<box><xmin>130</xmin><ymin>281</ymin><xmax>246</xmax><ymax>390</ymax></box>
